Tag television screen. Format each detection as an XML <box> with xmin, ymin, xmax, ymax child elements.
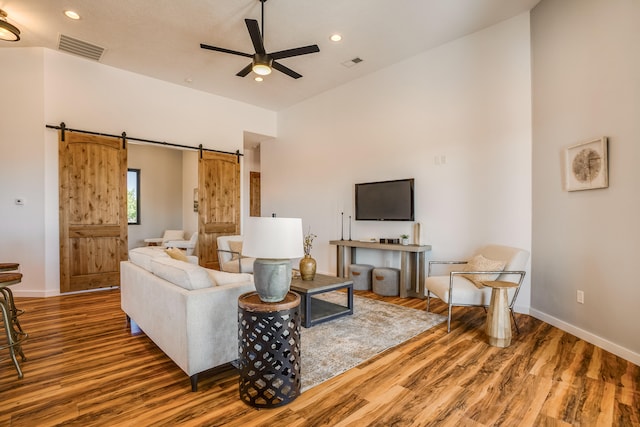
<box><xmin>355</xmin><ymin>179</ymin><xmax>415</xmax><ymax>221</ymax></box>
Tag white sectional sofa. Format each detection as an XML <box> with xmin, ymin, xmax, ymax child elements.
<box><xmin>120</xmin><ymin>247</ymin><xmax>255</xmax><ymax>391</ymax></box>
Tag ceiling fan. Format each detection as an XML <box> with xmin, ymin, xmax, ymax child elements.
<box><xmin>200</xmin><ymin>0</ymin><xmax>320</xmax><ymax>79</ymax></box>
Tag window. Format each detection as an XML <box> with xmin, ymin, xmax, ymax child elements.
<box><xmin>127</xmin><ymin>169</ymin><xmax>140</xmax><ymax>224</ymax></box>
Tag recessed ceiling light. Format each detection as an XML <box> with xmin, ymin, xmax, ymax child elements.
<box><xmin>254</xmin><ymin>76</ymin><xmax>264</xmax><ymax>82</ymax></box>
<box><xmin>184</xmin><ymin>77</ymin><xmax>193</xmax><ymax>84</ymax></box>
<box><xmin>64</xmin><ymin>10</ymin><xmax>80</xmax><ymax>20</ymax></box>
<box><xmin>330</xmin><ymin>34</ymin><xmax>342</xmax><ymax>42</ymax></box>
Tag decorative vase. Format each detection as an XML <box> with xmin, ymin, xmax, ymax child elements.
<box><xmin>253</xmin><ymin>259</ymin><xmax>292</xmax><ymax>302</ymax></box>
<box><xmin>414</xmin><ymin>222</ymin><xmax>421</xmax><ymax>245</ymax></box>
<box><xmin>299</xmin><ymin>254</ymin><xmax>317</xmax><ymax>281</ymax></box>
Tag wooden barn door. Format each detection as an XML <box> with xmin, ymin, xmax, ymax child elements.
<box><xmin>198</xmin><ymin>151</ymin><xmax>240</xmax><ymax>269</ymax></box>
<box><xmin>59</xmin><ymin>131</ymin><xmax>128</xmax><ymax>293</ymax></box>
<box><xmin>250</xmin><ymin>171</ymin><xmax>261</xmax><ymax>217</ymax></box>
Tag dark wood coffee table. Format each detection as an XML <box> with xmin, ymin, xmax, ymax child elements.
<box><xmin>289</xmin><ymin>273</ymin><xmax>353</xmax><ymax>328</ymax></box>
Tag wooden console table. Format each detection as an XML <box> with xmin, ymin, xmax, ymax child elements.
<box><xmin>329</xmin><ymin>240</ymin><xmax>431</xmax><ymax>299</ymax></box>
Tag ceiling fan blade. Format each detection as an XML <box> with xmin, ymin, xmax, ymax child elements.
<box><xmin>272</xmin><ymin>61</ymin><xmax>302</xmax><ymax>79</ymax></box>
<box><xmin>270</xmin><ymin>45</ymin><xmax>320</xmax><ymax>60</ymax></box>
<box><xmin>236</xmin><ymin>63</ymin><xmax>253</xmax><ymax>77</ymax></box>
<box><xmin>245</xmin><ymin>19</ymin><xmax>266</xmax><ymax>55</ymax></box>
<box><xmin>200</xmin><ymin>43</ymin><xmax>252</xmax><ymax>58</ymax></box>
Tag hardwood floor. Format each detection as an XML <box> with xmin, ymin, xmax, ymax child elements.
<box><xmin>0</xmin><ymin>289</ymin><xmax>638</xmax><ymax>426</ymax></box>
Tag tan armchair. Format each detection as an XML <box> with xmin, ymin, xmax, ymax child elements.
<box><xmin>425</xmin><ymin>244</ymin><xmax>529</xmax><ymax>333</ymax></box>
<box><xmin>216</xmin><ymin>235</ymin><xmax>255</xmax><ymax>273</ymax></box>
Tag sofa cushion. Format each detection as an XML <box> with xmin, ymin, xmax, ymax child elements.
<box><xmin>206</xmin><ymin>269</ymin><xmax>253</xmax><ymax>287</ymax></box>
<box><xmin>129</xmin><ymin>246</ymin><xmax>169</xmax><ymax>271</ymax></box>
<box><xmin>150</xmin><ymin>257</ymin><xmax>213</xmax><ymax>290</ymax></box>
<box><xmin>221</xmin><ymin>257</ymin><xmax>255</xmax><ymax>274</ymax></box>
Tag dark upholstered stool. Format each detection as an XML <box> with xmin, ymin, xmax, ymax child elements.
<box><xmin>0</xmin><ymin>270</ymin><xmax>28</xmax><ymax>378</ymax></box>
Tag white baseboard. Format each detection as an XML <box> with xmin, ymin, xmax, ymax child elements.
<box><xmin>530</xmin><ymin>308</ymin><xmax>640</xmax><ymax>366</ymax></box>
<box><xmin>12</xmin><ymin>286</ymin><xmax>119</xmax><ymax>298</ymax></box>
<box><xmin>513</xmin><ymin>303</ymin><xmax>530</xmax><ymax>315</ymax></box>
<box><xmin>12</xmin><ymin>289</ymin><xmax>58</xmax><ymax>298</ymax></box>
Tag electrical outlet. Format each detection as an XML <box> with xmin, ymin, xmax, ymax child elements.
<box><xmin>577</xmin><ymin>290</ymin><xmax>584</xmax><ymax>304</ymax></box>
<box><xmin>434</xmin><ymin>155</ymin><xmax>447</xmax><ymax>165</ymax></box>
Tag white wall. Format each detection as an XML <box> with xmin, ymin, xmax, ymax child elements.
<box><xmin>127</xmin><ymin>143</ymin><xmax>184</xmax><ymax>249</ymax></box>
<box><xmin>181</xmin><ymin>150</ymin><xmax>199</xmax><ymax>240</ymax></box>
<box><xmin>262</xmin><ymin>14</ymin><xmax>533</xmax><ymax>310</ymax></box>
<box><xmin>531</xmin><ymin>0</ymin><xmax>640</xmax><ymax>364</ymax></box>
<box><xmin>1</xmin><ymin>47</ymin><xmax>276</xmax><ymax>297</ymax></box>
<box><xmin>0</xmin><ymin>48</ymin><xmax>46</xmax><ymax>295</ymax></box>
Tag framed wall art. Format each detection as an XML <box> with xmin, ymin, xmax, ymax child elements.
<box><xmin>565</xmin><ymin>137</ymin><xmax>608</xmax><ymax>192</ymax></box>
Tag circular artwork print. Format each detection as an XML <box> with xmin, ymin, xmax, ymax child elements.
<box><xmin>572</xmin><ymin>148</ymin><xmax>602</xmax><ymax>183</ymax></box>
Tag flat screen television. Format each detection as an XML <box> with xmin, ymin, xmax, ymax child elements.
<box><xmin>355</xmin><ymin>178</ymin><xmax>415</xmax><ymax>221</ymax></box>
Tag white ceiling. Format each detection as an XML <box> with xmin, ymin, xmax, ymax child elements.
<box><xmin>2</xmin><ymin>0</ymin><xmax>540</xmax><ymax>111</ymax></box>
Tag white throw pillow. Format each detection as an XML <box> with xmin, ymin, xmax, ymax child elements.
<box><xmin>150</xmin><ymin>257</ymin><xmax>213</xmax><ymax>290</ymax></box>
<box><xmin>461</xmin><ymin>254</ymin><xmax>506</xmax><ymax>288</ymax></box>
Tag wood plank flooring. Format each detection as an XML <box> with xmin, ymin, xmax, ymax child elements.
<box><xmin>0</xmin><ymin>289</ymin><xmax>638</xmax><ymax>426</ymax></box>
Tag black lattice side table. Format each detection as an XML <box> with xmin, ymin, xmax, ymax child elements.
<box><xmin>238</xmin><ymin>291</ymin><xmax>301</xmax><ymax>408</ymax></box>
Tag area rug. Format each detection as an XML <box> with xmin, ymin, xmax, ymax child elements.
<box><xmin>299</xmin><ymin>292</ymin><xmax>446</xmax><ymax>391</ymax></box>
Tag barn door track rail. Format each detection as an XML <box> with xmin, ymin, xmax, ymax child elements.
<box><xmin>46</xmin><ymin>122</ymin><xmax>242</xmax><ymax>161</ymax></box>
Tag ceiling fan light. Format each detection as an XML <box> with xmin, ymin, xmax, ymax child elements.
<box><xmin>252</xmin><ymin>54</ymin><xmax>273</xmax><ymax>76</ymax></box>
<box><xmin>253</xmin><ymin>64</ymin><xmax>271</xmax><ymax>76</ymax></box>
<box><xmin>0</xmin><ymin>10</ymin><xmax>20</xmax><ymax>42</ymax></box>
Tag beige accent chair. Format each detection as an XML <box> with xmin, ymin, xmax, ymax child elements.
<box><xmin>164</xmin><ymin>232</ymin><xmax>198</xmax><ymax>256</ymax></box>
<box><xmin>216</xmin><ymin>235</ymin><xmax>255</xmax><ymax>273</ymax></box>
<box><xmin>144</xmin><ymin>229</ymin><xmax>184</xmax><ymax>246</ymax></box>
<box><xmin>425</xmin><ymin>244</ymin><xmax>529</xmax><ymax>333</ymax></box>
<box><xmin>161</xmin><ymin>229</ymin><xmax>184</xmax><ymax>242</ymax></box>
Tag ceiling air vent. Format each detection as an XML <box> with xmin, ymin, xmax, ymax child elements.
<box><xmin>58</xmin><ymin>34</ymin><xmax>105</xmax><ymax>61</ymax></box>
<box><xmin>341</xmin><ymin>57</ymin><xmax>363</xmax><ymax>68</ymax></box>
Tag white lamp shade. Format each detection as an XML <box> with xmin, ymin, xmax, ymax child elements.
<box><xmin>242</xmin><ymin>217</ymin><xmax>304</xmax><ymax>259</ymax></box>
